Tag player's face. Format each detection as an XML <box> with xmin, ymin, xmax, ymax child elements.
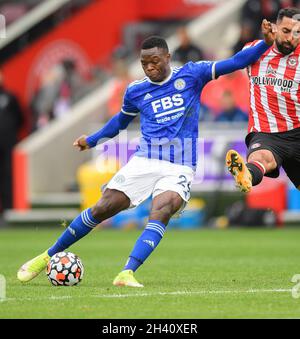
<box><xmin>275</xmin><ymin>16</ymin><xmax>300</xmax><ymax>55</ymax></box>
<box><xmin>140</xmin><ymin>47</ymin><xmax>171</xmax><ymax>82</ymax></box>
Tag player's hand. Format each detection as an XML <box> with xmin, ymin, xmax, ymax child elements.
<box><xmin>262</xmin><ymin>19</ymin><xmax>276</xmax><ymax>46</ymax></box>
<box><xmin>73</xmin><ymin>135</ymin><xmax>90</xmax><ymax>151</ymax></box>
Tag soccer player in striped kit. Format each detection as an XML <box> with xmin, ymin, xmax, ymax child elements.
<box><xmin>227</xmin><ymin>7</ymin><xmax>300</xmax><ymax>194</ymax></box>
<box><xmin>18</xmin><ymin>22</ymin><xmax>275</xmax><ymax>288</ymax></box>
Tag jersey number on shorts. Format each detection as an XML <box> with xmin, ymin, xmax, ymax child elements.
<box><xmin>177</xmin><ymin>175</ymin><xmax>191</xmax><ymax>199</ymax></box>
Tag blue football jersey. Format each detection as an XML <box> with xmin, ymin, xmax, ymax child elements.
<box><xmin>121</xmin><ymin>61</ymin><xmax>216</xmax><ymax>170</ymax></box>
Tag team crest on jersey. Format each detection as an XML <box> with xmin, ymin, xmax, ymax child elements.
<box><xmin>287</xmin><ymin>56</ymin><xmax>298</xmax><ymax>69</ymax></box>
<box><xmin>174</xmin><ymin>78</ymin><xmax>186</xmax><ymax>90</ymax></box>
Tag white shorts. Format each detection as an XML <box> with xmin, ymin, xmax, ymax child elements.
<box><xmin>106</xmin><ymin>156</ymin><xmax>195</xmax><ymax>209</ymax></box>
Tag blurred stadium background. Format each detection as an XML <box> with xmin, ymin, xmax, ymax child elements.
<box><xmin>0</xmin><ymin>0</ymin><xmax>300</xmax><ymax>230</ymax></box>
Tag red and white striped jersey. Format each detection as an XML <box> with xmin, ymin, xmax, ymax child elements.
<box><xmin>245</xmin><ymin>40</ymin><xmax>300</xmax><ymax>133</ymax></box>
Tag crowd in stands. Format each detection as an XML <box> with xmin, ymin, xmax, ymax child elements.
<box><xmin>30</xmin><ymin>58</ymin><xmax>84</xmax><ymax>131</ymax></box>
<box><xmin>0</xmin><ymin>70</ymin><xmax>24</xmax><ymax>214</ymax></box>
<box><xmin>3</xmin><ymin>0</ymin><xmax>300</xmax><ymax>132</ymax></box>
<box><xmin>5</xmin><ymin>0</ymin><xmax>300</xmax><ymax>136</ymax></box>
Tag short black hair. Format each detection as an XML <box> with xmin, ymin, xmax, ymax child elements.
<box><xmin>277</xmin><ymin>7</ymin><xmax>300</xmax><ymax>22</ymax></box>
<box><xmin>141</xmin><ymin>36</ymin><xmax>169</xmax><ymax>52</ymax></box>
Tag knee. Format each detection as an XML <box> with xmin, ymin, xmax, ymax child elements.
<box><xmin>248</xmin><ymin>153</ymin><xmax>266</xmax><ymax>165</ymax></box>
<box><xmin>248</xmin><ymin>151</ymin><xmax>276</xmax><ymax>172</ymax></box>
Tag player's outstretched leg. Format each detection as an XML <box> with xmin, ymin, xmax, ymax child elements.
<box><xmin>226</xmin><ymin>150</ymin><xmax>253</xmax><ymax>193</ymax></box>
<box><xmin>113</xmin><ymin>191</ymin><xmax>182</xmax><ymax>288</ymax></box>
<box><xmin>17</xmin><ymin>189</ymin><xmax>130</xmax><ymax>283</ymax></box>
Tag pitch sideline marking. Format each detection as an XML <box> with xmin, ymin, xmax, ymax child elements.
<box><xmin>2</xmin><ymin>288</ymin><xmax>292</xmax><ymax>302</ymax></box>
<box><xmin>95</xmin><ymin>288</ymin><xmax>292</xmax><ymax>298</ymax></box>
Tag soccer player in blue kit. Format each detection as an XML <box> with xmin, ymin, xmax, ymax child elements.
<box><xmin>18</xmin><ymin>20</ymin><xmax>275</xmax><ymax>287</ymax></box>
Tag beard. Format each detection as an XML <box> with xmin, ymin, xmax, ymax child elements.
<box><xmin>276</xmin><ymin>40</ymin><xmax>296</xmax><ymax>55</ymax></box>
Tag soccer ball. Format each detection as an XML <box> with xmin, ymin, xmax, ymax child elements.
<box><xmin>46</xmin><ymin>251</ymin><xmax>84</xmax><ymax>286</ymax></box>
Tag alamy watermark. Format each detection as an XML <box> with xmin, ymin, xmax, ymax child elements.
<box><xmin>0</xmin><ymin>275</ymin><xmax>6</xmax><ymax>301</ymax></box>
<box><xmin>92</xmin><ymin>131</ymin><xmax>205</xmax><ymax>185</ymax></box>
<box><xmin>291</xmin><ymin>274</ymin><xmax>300</xmax><ymax>299</ymax></box>
<box><xmin>0</xmin><ymin>14</ymin><xmax>6</xmax><ymax>39</ymax></box>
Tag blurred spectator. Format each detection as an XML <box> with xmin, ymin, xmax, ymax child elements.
<box><xmin>107</xmin><ymin>47</ymin><xmax>133</xmax><ymax>119</ymax></box>
<box><xmin>215</xmin><ymin>90</ymin><xmax>248</xmax><ymax>122</ymax></box>
<box><xmin>202</xmin><ymin>70</ymin><xmax>249</xmax><ymax>114</ymax></box>
<box><xmin>199</xmin><ymin>103</ymin><xmax>216</xmax><ymax>122</ymax></box>
<box><xmin>290</xmin><ymin>0</ymin><xmax>300</xmax><ymax>7</ymax></box>
<box><xmin>0</xmin><ymin>2</ymin><xmax>29</xmax><ymax>26</ymax></box>
<box><xmin>233</xmin><ymin>22</ymin><xmax>256</xmax><ymax>54</ymax></box>
<box><xmin>173</xmin><ymin>26</ymin><xmax>204</xmax><ymax>65</ymax></box>
<box><xmin>241</xmin><ymin>0</ymin><xmax>281</xmax><ymax>38</ymax></box>
<box><xmin>31</xmin><ymin>64</ymin><xmax>61</xmax><ymax>130</ymax></box>
<box><xmin>53</xmin><ymin>82</ymin><xmax>72</xmax><ymax>120</ymax></box>
<box><xmin>53</xmin><ymin>59</ymin><xmax>82</xmax><ymax>120</ymax></box>
<box><xmin>31</xmin><ymin>58</ymin><xmax>83</xmax><ymax>130</ymax></box>
<box><xmin>0</xmin><ymin>71</ymin><xmax>24</xmax><ymax>212</ymax></box>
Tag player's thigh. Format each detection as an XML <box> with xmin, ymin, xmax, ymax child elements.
<box><xmin>91</xmin><ymin>188</ymin><xmax>130</xmax><ymax>221</ymax></box>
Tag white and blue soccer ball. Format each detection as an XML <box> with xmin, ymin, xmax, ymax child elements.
<box><xmin>46</xmin><ymin>251</ymin><xmax>84</xmax><ymax>286</ymax></box>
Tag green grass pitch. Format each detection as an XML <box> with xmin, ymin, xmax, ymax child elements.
<box><xmin>1</xmin><ymin>226</ymin><xmax>300</xmax><ymax>319</ymax></box>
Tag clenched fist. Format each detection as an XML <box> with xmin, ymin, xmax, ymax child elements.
<box><xmin>73</xmin><ymin>135</ymin><xmax>90</xmax><ymax>152</ymax></box>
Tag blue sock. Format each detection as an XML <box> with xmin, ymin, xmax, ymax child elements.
<box><xmin>48</xmin><ymin>208</ymin><xmax>99</xmax><ymax>257</ymax></box>
<box><xmin>124</xmin><ymin>220</ymin><xmax>166</xmax><ymax>272</ymax></box>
